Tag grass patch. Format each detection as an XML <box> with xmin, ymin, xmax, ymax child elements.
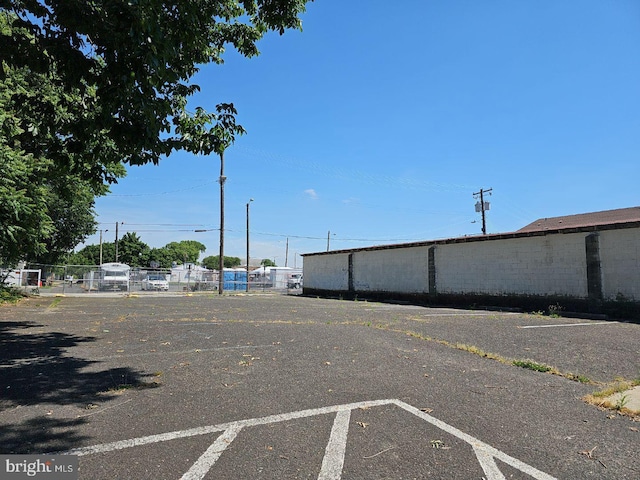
<box><xmin>48</xmin><ymin>297</ymin><xmax>63</xmax><ymax>308</ymax></box>
<box><xmin>587</xmin><ymin>378</ymin><xmax>640</xmax><ymax>399</ymax></box>
<box><xmin>0</xmin><ymin>286</ymin><xmax>25</xmax><ymax>304</ymax></box>
<box><xmin>512</xmin><ymin>359</ymin><xmax>554</xmax><ymax>373</ymax></box>
<box><xmin>583</xmin><ymin>378</ymin><xmax>640</xmax><ymax>417</ymax></box>
<box><xmin>565</xmin><ymin>373</ymin><xmax>592</xmax><ymax>384</ymax></box>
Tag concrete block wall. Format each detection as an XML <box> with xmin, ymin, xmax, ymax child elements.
<box><xmin>303</xmin><ymin>226</ymin><xmax>640</xmax><ymax>303</ymax></box>
<box><xmin>435</xmin><ymin>234</ymin><xmax>588</xmax><ymax>297</ymax></box>
<box><xmin>599</xmin><ymin>229</ymin><xmax>640</xmax><ymax>300</ymax></box>
<box><xmin>304</xmin><ymin>252</ymin><xmax>350</xmax><ymax>291</ymax></box>
<box><xmin>353</xmin><ymin>247</ymin><xmax>428</xmax><ymax>294</ymax></box>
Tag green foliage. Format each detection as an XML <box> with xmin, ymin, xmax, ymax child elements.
<box><xmin>0</xmin><ymin>285</ymin><xmax>24</xmax><ymax>304</ymax></box>
<box><xmin>68</xmin><ymin>243</ymin><xmax>115</xmax><ymax>266</ymax></box>
<box><xmin>162</xmin><ymin>241</ymin><xmax>207</xmax><ymax>265</ymax></box>
<box><xmin>27</xmin><ymin>180</ymin><xmax>99</xmax><ymax>266</ymax></box>
<box><xmin>71</xmin><ymin>236</ymin><xmax>206</xmax><ymax>269</ymax></box>
<box><xmin>202</xmin><ymin>255</ymin><xmax>241</xmax><ymax>269</ymax></box>
<box><xmin>2</xmin><ymin>0</ymin><xmax>310</xmax><ymax>175</ymax></box>
<box><xmin>225</xmin><ymin>256</ymin><xmax>242</xmax><ymax>268</ymax></box>
<box><xmin>0</xmin><ymin>13</ymin><xmax>125</xmax><ymax>266</ymax></box>
<box><xmin>1</xmin><ymin>0</ymin><xmax>310</xmax><ymax>265</ymax></box>
<box><xmin>547</xmin><ymin>303</ymin><xmax>563</xmax><ymax>318</ymax></box>
<box><xmin>261</xmin><ymin>259</ymin><xmax>277</xmax><ymax>267</ymax></box>
<box><xmin>512</xmin><ymin>360</ymin><xmax>553</xmax><ymax>373</ymax></box>
<box><xmin>148</xmin><ymin>247</ymin><xmax>175</xmax><ymax>269</ymax></box>
<box><xmin>117</xmin><ymin>232</ymin><xmax>151</xmax><ymax>267</ymax></box>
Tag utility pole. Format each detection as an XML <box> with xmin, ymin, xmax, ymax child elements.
<box><xmin>327</xmin><ymin>231</ymin><xmax>335</xmax><ymax>251</ymax></box>
<box><xmin>114</xmin><ymin>222</ymin><xmax>119</xmax><ymax>262</ymax></box>
<box><xmin>218</xmin><ymin>151</ymin><xmax>226</xmax><ymax>294</ymax></box>
<box><xmin>473</xmin><ymin>188</ymin><xmax>492</xmax><ymax>235</ymax></box>
<box><xmin>246</xmin><ymin>198</ymin><xmax>253</xmax><ymax>292</ymax></box>
<box><xmin>285</xmin><ymin>237</ymin><xmax>289</xmax><ymax>267</ymax></box>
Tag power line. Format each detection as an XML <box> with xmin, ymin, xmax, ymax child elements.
<box><xmin>106</xmin><ymin>181</ymin><xmax>217</xmax><ymax>197</ymax></box>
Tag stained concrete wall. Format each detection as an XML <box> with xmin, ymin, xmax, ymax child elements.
<box><xmin>303</xmin><ymin>226</ymin><xmax>640</xmax><ymax>304</ymax></box>
<box><xmin>304</xmin><ymin>252</ymin><xmax>350</xmax><ymax>291</ymax></box>
<box><xmin>434</xmin><ymin>234</ymin><xmax>587</xmax><ymax>297</ymax></box>
<box><xmin>599</xmin><ymin>228</ymin><xmax>640</xmax><ymax>300</ymax></box>
<box><xmin>353</xmin><ymin>247</ymin><xmax>428</xmax><ymax>294</ymax></box>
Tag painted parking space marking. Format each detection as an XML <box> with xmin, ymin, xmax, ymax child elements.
<box><xmin>318</xmin><ymin>409</ymin><xmax>351</xmax><ymax>480</ymax></box>
<box><xmin>519</xmin><ymin>321</ymin><xmax>618</xmax><ymax>329</ymax></box>
<box><xmin>59</xmin><ymin>399</ymin><xmax>556</xmax><ymax>480</ymax></box>
<box><xmin>181</xmin><ymin>426</ymin><xmax>240</xmax><ymax>480</ymax></box>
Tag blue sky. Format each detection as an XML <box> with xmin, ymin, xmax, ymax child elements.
<box><xmin>83</xmin><ymin>0</ymin><xmax>640</xmax><ymax>267</ymax></box>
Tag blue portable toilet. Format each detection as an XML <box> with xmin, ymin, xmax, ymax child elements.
<box><xmin>223</xmin><ymin>269</ymin><xmax>248</xmax><ymax>291</ymax></box>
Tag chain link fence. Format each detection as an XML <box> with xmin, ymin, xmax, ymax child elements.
<box><xmin>3</xmin><ymin>263</ymin><xmax>302</xmax><ymax>295</ymax></box>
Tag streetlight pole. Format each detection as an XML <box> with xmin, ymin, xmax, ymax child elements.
<box><xmin>99</xmin><ymin>229</ymin><xmax>108</xmax><ymax>265</ymax></box>
<box><xmin>327</xmin><ymin>231</ymin><xmax>335</xmax><ymax>251</ymax></box>
<box><xmin>246</xmin><ymin>198</ymin><xmax>253</xmax><ymax>292</ymax></box>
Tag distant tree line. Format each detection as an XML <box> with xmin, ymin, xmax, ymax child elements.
<box><xmin>67</xmin><ymin>234</ymin><xmax>206</xmax><ymax>269</ymax></box>
<box><xmin>65</xmin><ymin>233</ymin><xmax>275</xmax><ymax>269</ymax></box>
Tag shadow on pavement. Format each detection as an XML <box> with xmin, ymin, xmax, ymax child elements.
<box><xmin>0</xmin><ymin>416</ymin><xmax>90</xmax><ymax>454</ymax></box>
<box><xmin>0</xmin><ymin>320</ymin><xmax>158</xmax><ymax>453</ymax></box>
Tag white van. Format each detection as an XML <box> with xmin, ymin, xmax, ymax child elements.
<box><xmin>98</xmin><ymin>263</ymin><xmax>130</xmax><ymax>291</ymax></box>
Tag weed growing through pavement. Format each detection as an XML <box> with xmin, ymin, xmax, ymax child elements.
<box><xmin>512</xmin><ymin>360</ymin><xmax>554</xmax><ymax>373</ymax></box>
<box><xmin>583</xmin><ymin>377</ymin><xmax>640</xmax><ymax>418</ymax></box>
<box><xmin>341</xmin><ymin>320</ymin><xmax>594</xmax><ymax>385</ymax></box>
<box><xmin>566</xmin><ymin>373</ymin><xmax>591</xmax><ymax>384</ymax></box>
<box><xmin>588</xmin><ymin>378</ymin><xmax>640</xmax><ymax>399</ymax></box>
<box><xmin>48</xmin><ymin>297</ymin><xmax>62</xmax><ymax>308</ymax></box>
<box><xmin>614</xmin><ymin>394</ymin><xmax>629</xmax><ymax>411</ymax></box>
<box><xmin>548</xmin><ymin>303</ymin><xmax>563</xmax><ymax>318</ymax></box>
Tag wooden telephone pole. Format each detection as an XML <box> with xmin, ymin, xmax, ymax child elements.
<box><xmin>473</xmin><ymin>188</ymin><xmax>492</xmax><ymax>235</ymax></box>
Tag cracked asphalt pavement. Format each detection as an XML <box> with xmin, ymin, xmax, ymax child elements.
<box><xmin>0</xmin><ymin>294</ymin><xmax>638</xmax><ymax>479</ymax></box>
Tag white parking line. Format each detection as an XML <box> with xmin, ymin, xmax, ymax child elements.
<box><xmin>318</xmin><ymin>409</ymin><xmax>351</xmax><ymax>480</ymax></box>
<box><xmin>59</xmin><ymin>399</ymin><xmax>557</xmax><ymax>480</ymax></box>
<box><xmin>519</xmin><ymin>321</ymin><xmax>618</xmax><ymax>329</ymax></box>
<box><xmin>397</xmin><ymin>401</ymin><xmax>556</xmax><ymax>480</ymax></box>
<box><xmin>181</xmin><ymin>426</ymin><xmax>241</xmax><ymax>480</ymax></box>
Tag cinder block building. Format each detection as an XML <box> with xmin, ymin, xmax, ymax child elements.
<box><xmin>302</xmin><ymin>207</ymin><xmax>640</xmax><ymax>316</ymax></box>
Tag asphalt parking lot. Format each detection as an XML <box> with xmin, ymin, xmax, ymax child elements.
<box><xmin>1</xmin><ymin>293</ymin><xmax>638</xmax><ymax>479</ymax></box>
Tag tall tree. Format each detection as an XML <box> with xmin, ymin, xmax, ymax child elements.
<box><xmin>162</xmin><ymin>240</ymin><xmax>207</xmax><ymax>265</ymax></box>
<box><xmin>26</xmin><ymin>178</ymin><xmax>101</xmax><ymax>266</ymax></box>
<box><xmin>68</xmin><ymin>243</ymin><xmax>115</xmax><ymax>266</ymax></box>
<box><xmin>202</xmin><ymin>255</ymin><xmax>241</xmax><ymax>270</ymax></box>
<box><xmin>116</xmin><ymin>232</ymin><xmax>150</xmax><ymax>267</ymax></box>
<box><xmin>148</xmin><ymin>247</ymin><xmax>174</xmax><ymax>269</ymax></box>
<box><xmin>1</xmin><ymin>1</ymin><xmax>311</xmax><ymax>265</ymax></box>
<box><xmin>0</xmin><ymin>14</ymin><xmax>125</xmax><ymax>266</ymax></box>
<box><xmin>2</xmin><ymin>1</ymin><xmax>311</xmax><ymax>183</ymax></box>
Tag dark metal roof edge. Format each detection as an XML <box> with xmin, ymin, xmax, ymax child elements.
<box><xmin>301</xmin><ymin>221</ymin><xmax>640</xmax><ymax>257</ymax></box>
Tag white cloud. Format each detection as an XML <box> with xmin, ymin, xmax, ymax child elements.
<box><xmin>304</xmin><ymin>189</ymin><xmax>318</xmax><ymax>200</ymax></box>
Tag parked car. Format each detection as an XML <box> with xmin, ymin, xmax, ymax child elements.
<box><xmin>287</xmin><ymin>273</ymin><xmax>303</xmax><ymax>289</ymax></box>
<box><xmin>141</xmin><ymin>274</ymin><xmax>169</xmax><ymax>291</ymax></box>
